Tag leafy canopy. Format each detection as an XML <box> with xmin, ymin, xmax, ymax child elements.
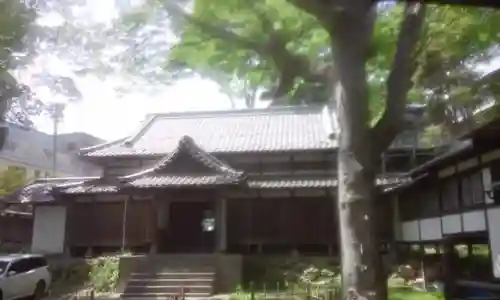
<box><xmin>168</xmin><ymin>0</ymin><xmax>500</xmax><ymax>122</ymax></box>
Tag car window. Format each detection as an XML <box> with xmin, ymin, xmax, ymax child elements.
<box><xmin>24</xmin><ymin>258</ymin><xmax>37</xmax><ymax>271</ymax></box>
<box><xmin>28</xmin><ymin>257</ymin><xmax>47</xmax><ymax>270</ymax></box>
<box><xmin>0</xmin><ymin>261</ymin><xmax>8</xmax><ymax>275</ymax></box>
<box><xmin>8</xmin><ymin>259</ymin><xmax>28</xmax><ymax>274</ymax></box>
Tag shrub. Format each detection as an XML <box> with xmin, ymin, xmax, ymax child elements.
<box><xmin>88</xmin><ymin>255</ymin><xmax>120</xmax><ymax>293</ymax></box>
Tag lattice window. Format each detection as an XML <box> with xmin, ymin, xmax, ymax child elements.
<box><xmin>441</xmin><ymin>178</ymin><xmax>460</xmax><ymax>213</ymax></box>
<box><xmin>470</xmin><ymin>171</ymin><xmax>484</xmax><ymax>205</ymax></box>
<box><xmin>420</xmin><ymin>188</ymin><xmax>440</xmax><ymax>216</ymax></box>
<box><xmin>461</xmin><ymin>176</ymin><xmax>473</xmax><ymax>207</ymax></box>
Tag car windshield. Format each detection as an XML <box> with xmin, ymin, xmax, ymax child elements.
<box><xmin>0</xmin><ymin>261</ymin><xmax>9</xmax><ymax>275</ymax></box>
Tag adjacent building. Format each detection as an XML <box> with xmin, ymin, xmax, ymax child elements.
<box><xmin>0</xmin><ymin>124</ymin><xmax>103</xmax><ymax>250</ymax></box>
<box><xmin>388</xmin><ymin>117</ymin><xmax>500</xmax><ymax>298</ymax></box>
<box><xmin>0</xmin><ymin>123</ymin><xmax>104</xmax><ymax>179</ymax></box>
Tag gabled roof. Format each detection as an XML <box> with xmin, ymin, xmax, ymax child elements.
<box><xmin>81</xmin><ymin>105</ymin><xmax>337</xmax><ymax>157</ymax></box>
<box><xmin>120</xmin><ymin>135</ymin><xmax>246</xmax><ymax>188</ymax></box>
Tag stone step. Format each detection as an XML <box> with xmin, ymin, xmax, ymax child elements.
<box><xmin>121</xmin><ymin>292</ymin><xmax>211</xmax><ymax>299</ymax></box>
<box><xmin>137</xmin><ymin>256</ymin><xmax>217</xmax><ymax>266</ymax></box>
<box><xmin>128</xmin><ymin>278</ymin><xmax>214</xmax><ymax>286</ymax></box>
<box><xmin>122</xmin><ymin>256</ymin><xmax>217</xmax><ymax>299</ymax></box>
<box><xmin>130</xmin><ymin>272</ymin><xmax>215</xmax><ymax>280</ymax></box>
<box><xmin>125</xmin><ymin>284</ymin><xmax>213</xmax><ymax>294</ymax></box>
<box><xmin>120</xmin><ymin>297</ymin><xmax>210</xmax><ymax>300</ymax></box>
<box><xmin>131</xmin><ymin>270</ymin><xmax>215</xmax><ymax>274</ymax></box>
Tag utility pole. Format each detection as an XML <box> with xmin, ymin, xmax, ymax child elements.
<box><xmin>48</xmin><ymin>103</ymin><xmax>65</xmax><ymax>176</ymax></box>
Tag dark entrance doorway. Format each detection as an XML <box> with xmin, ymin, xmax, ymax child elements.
<box><xmin>164</xmin><ymin>201</ymin><xmax>215</xmax><ymax>253</ymax></box>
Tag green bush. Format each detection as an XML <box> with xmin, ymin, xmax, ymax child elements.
<box><xmin>88</xmin><ymin>256</ymin><xmax>120</xmax><ymax>293</ymax></box>
<box><xmin>50</xmin><ymin>253</ymin><xmax>131</xmax><ymax>296</ymax></box>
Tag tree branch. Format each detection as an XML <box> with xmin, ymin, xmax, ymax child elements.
<box><xmin>163</xmin><ymin>2</ymin><xmax>264</xmax><ymax>52</ymax></box>
<box><xmin>371</xmin><ymin>3</ymin><xmax>427</xmax><ymax>157</ymax></box>
<box><xmin>286</xmin><ymin>0</ymin><xmax>373</xmax><ymax>34</ymax></box>
<box><xmin>285</xmin><ymin>0</ymin><xmax>334</xmax><ymax>29</ymax></box>
<box><xmin>164</xmin><ymin>1</ymin><xmax>328</xmax><ymax>104</ymax></box>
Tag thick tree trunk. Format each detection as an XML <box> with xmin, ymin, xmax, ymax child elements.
<box><xmin>332</xmin><ymin>7</ymin><xmax>386</xmax><ymax>300</ymax></box>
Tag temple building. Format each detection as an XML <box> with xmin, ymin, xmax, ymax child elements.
<box><xmin>5</xmin><ymin>105</ymin><xmax>433</xmax><ymax>256</ymax></box>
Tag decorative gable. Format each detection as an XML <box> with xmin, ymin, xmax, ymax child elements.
<box><xmin>123</xmin><ymin>136</ymin><xmax>246</xmax><ymax>188</ymax></box>
<box><xmin>151</xmin><ymin>136</ymin><xmax>243</xmax><ymax>176</ymax></box>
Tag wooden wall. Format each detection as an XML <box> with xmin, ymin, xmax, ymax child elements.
<box><xmin>226</xmin><ymin>197</ymin><xmax>335</xmax><ymax>252</ymax></box>
<box><xmin>0</xmin><ymin>214</ymin><xmax>32</xmax><ymax>244</ymax></box>
<box><xmin>66</xmin><ymin>199</ymin><xmax>155</xmax><ymax>247</ymax></box>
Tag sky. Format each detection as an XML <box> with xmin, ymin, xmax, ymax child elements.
<box><xmin>20</xmin><ymin>0</ymin><xmax>266</xmax><ymax>142</ymax></box>
<box><xmin>32</xmin><ymin>75</ymin><xmax>243</xmax><ymax>141</ymax></box>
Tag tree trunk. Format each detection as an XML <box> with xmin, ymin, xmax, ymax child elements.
<box><xmin>332</xmin><ymin>7</ymin><xmax>386</xmax><ymax>300</ymax></box>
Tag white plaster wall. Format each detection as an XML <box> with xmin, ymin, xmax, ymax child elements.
<box><xmin>487</xmin><ymin>207</ymin><xmax>500</xmax><ymax>278</ymax></box>
<box><xmin>441</xmin><ymin>214</ymin><xmax>461</xmax><ymax>234</ymax></box>
<box><xmin>401</xmin><ymin>221</ymin><xmax>419</xmax><ymax>242</ymax></box>
<box><xmin>462</xmin><ymin>210</ymin><xmax>486</xmax><ymax>232</ymax></box>
<box><xmin>419</xmin><ymin>218</ymin><xmax>442</xmax><ymax>241</ymax></box>
<box><xmin>31</xmin><ymin>205</ymin><xmax>67</xmax><ymax>254</ymax></box>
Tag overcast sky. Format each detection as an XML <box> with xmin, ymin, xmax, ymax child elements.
<box><xmin>21</xmin><ymin>0</ymin><xmax>262</xmax><ymax>141</ymax></box>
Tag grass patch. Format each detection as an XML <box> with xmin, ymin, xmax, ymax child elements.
<box><xmin>389</xmin><ymin>287</ymin><xmax>444</xmax><ymax>300</ymax></box>
<box><xmin>230</xmin><ymin>286</ymin><xmax>444</xmax><ymax>300</ymax></box>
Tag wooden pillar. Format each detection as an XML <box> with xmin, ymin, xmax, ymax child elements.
<box><xmin>63</xmin><ymin>201</ymin><xmax>72</xmax><ymax>257</ymax></box>
<box><xmin>121</xmin><ymin>196</ymin><xmax>129</xmax><ymax>252</ymax></box>
<box><xmin>155</xmin><ymin>197</ymin><xmax>169</xmax><ymax>253</ymax></box>
<box><xmin>419</xmin><ymin>244</ymin><xmax>427</xmax><ymax>290</ymax></box>
<box><xmin>216</xmin><ymin>198</ymin><xmax>227</xmax><ymax>252</ymax></box>
<box><xmin>443</xmin><ymin>238</ymin><xmax>456</xmax><ymax>300</ymax></box>
<box><xmin>150</xmin><ymin>198</ymin><xmax>160</xmax><ymax>254</ymax></box>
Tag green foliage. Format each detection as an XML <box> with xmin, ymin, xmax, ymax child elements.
<box><xmin>169</xmin><ymin>0</ymin><xmax>500</xmax><ymax>123</ymax></box>
<box><xmin>242</xmin><ymin>255</ymin><xmax>338</xmax><ymax>288</ymax></box>
<box><xmin>167</xmin><ymin>0</ymin><xmax>326</xmax><ymax>102</ymax></box>
<box><xmin>88</xmin><ymin>256</ymin><xmax>120</xmax><ymax>292</ymax></box>
<box><xmin>0</xmin><ymin>0</ymin><xmax>34</xmax><ymax>72</ymax></box>
<box><xmin>230</xmin><ymin>287</ymin><xmax>443</xmax><ymax>300</ymax></box>
<box><xmin>50</xmin><ymin>253</ymin><xmax>131</xmax><ymax>297</ymax></box>
<box><xmin>0</xmin><ymin>168</ymin><xmax>28</xmax><ymax>196</ymax></box>
<box><xmin>389</xmin><ymin>287</ymin><xmax>444</xmax><ymax>300</ymax></box>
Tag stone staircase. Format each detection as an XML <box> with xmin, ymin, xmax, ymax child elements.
<box><xmin>121</xmin><ymin>269</ymin><xmax>215</xmax><ymax>299</ymax></box>
<box><xmin>120</xmin><ymin>255</ymin><xmax>218</xmax><ymax>300</ymax></box>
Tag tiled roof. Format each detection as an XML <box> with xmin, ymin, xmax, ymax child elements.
<box><xmin>248</xmin><ymin>177</ymin><xmax>335</xmax><ymax>189</ymax></box>
<box><xmin>63</xmin><ymin>184</ymin><xmax>118</xmax><ymax>194</ymax></box>
<box><xmin>128</xmin><ymin>175</ymin><xmax>244</xmax><ymax>188</ymax></box>
<box><xmin>3</xmin><ymin>177</ymin><xmax>95</xmax><ymax>203</ymax></box>
<box><xmin>6</xmin><ymin>173</ymin><xmax>409</xmax><ymax>203</ymax></box>
<box><xmin>58</xmin><ymin>177</ymin><xmax>122</xmax><ymax>194</ymax></box>
<box><xmin>81</xmin><ymin>105</ymin><xmax>337</xmax><ymax>157</ymax></box>
<box><xmin>247</xmin><ymin>174</ymin><xmax>406</xmax><ymax>189</ymax></box>
<box><xmin>123</xmin><ymin>135</ymin><xmax>245</xmax><ymax>181</ymax></box>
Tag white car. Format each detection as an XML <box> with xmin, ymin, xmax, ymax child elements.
<box><xmin>0</xmin><ymin>254</ymin><xmax>52</xmax><ymax>300</ymax></box>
